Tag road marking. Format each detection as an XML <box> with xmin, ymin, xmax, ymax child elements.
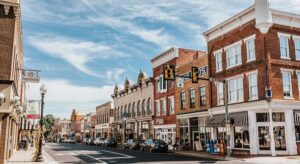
<box><xmin>53</xmin><ymin>153</ymin><xmax>65</xmax><ymax>156</ymax></box>
<box><xmin>101</xmin><ymin>150</ymin><xmax>134</xmax><ymax>158</ymax></box>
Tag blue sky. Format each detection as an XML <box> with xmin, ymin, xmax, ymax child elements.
<box><xmin>21</xmin><ymin>0</ymin><xmax>299</xmax><ymax>118</ymax></box>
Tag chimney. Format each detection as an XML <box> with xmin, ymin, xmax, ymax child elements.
<box><xmin>255</xmin><ymin>0</ymin><xmax>273</xmax><ymax>34</ymax></box>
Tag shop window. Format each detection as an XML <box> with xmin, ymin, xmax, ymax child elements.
<box><xmin>295</xmin><ymin>126</ymin><xmax>300</xmax><ymax>141</ymax></box>
<box><xmin>294</xmin><ymin>111</ymin><xmax>300</xmax><ymax>141</ymax></box>
<box><xmin>179</xmin><ymin>119</ymin><xmax>189</xmax><ymax>145</ymax></box>
<box><xmin>258</xmin><ymin>126</ymin><xmax>270</xmax><ymax>150</ymax></box>
<box><xmin>234</xmin><ymin>127</ymin><xmax>250</xmax><ymax>149</ymax></box>
<box><xmin>256</xmin><ymin>113</ymin><xmax>269</xmax><ymax>122</ymax></box>
<box><xmin>217</xmin><ymin>127</ymin><xmax>226</xmax><ymax>140</ymax></box>
<box><xmin>272</xmin><ymin>112</ymin><xmax>285</xmax><ymax>122</ymax></box>
<box><xmin>273</xmin><ymin>126</ymin><xmax>286</xmax><ymax>151</ymax></box>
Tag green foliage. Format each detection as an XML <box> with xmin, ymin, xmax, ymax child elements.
<box><xmin>41</xmin><ymin>114</ymin><xmax>55</xmax><ymax>131</ymax></box>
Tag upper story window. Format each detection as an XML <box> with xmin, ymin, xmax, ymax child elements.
<box><xmin>180</xmin><ymin>91</ymin><xmax>186</xmax><ymax>110</ymax></box>
<box><xmin>247</xmin><ymin>72</ymin><xmax>258</xmax><ymax>100</ymax></box>
<box><xmin>169</xmin><ymin>81</ymin><xmax>174</xmax><ymax>89</ymax></box>
<box><xmin>278</xmin><ymin>33</ymin><xmax>290</xmax><ymax>59</ymax></box>
<box><xmin>228</xmin><ymin>76</ymin><xmax>244</xmax><ymax>103</ymax></box>
<box><xmin>297</xmin><ymin>72</ymin><xmax>300</xmax><ymax>98</ymax></box>
<box><xmin>281</xmin><ymin>69</ymin><xmax>293</xmax><ymax>99</ymax></box>
<box><xmin>156</xmin><ymin>100</ymin><xmax>160</xmax><ymax>116</ymax></box>
<box><xmin>156</xmin><ymin>79</ymin><xmax>160</xmax><ymax>93</ymax></box>
<box><xmin>245</xmin><ymin>35</ymin><xmax>256</xmax><ymax>62</ymax></box>
<box><xmin>199</xmin><ymin>86</ymin><xmax>206</xmax><ymax>106</ymax></box>
<box><xmin>214</xmin><ymin>50</ymin><xmax>222</xmax><ymax>72</ymax></box>
<box><xmin>162</xmin><ymin>99</ymin><xmax>166</xmax><ymax>115</ymax></box>
<box><xmin>160</xmin><ymin>75</ymin><xmax>167</xmax><ymax>92</ymax></box>
<box><xmin>169</xmin><ymin>96</ymin><xmax>174</xmax><ymax>114</ymax></box>
<box><xmin>293</xmin><ymin>36</ymin><xmax>300</xmax><ymax>60</ymax></box>
<box><xmin>225</xmin><ymin>42</ymin><xmax>242</xmax><ymax>68</ymax></box>
<box><xmin>189</xmin><ymin>89</ymin><xmax>195</xmax><ymax>108</ymax></box>
<box><xmin>217</xmin><ymin>82</ymin><xmax>224</xmax><ymax>105</ymax></box>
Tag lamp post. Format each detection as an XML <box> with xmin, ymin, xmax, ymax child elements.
<box><xmin>35</xmin><ymin>84</ymin><xmax>47</xmax><ymax>162</ymax></box>
<box><xmin>122</xmin><ymin>112</ymin><xmax>128</xmax><ymax>147</ymax></box>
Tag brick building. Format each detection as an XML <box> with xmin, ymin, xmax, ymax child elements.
<box><xmin>111</xmin><ymin>71</ymin><xmax>154</xmax><ymax>143</ymax></box>
<box><xmin>95</xmin><ymin>101</ymin><xmax>113</xmax><ymax>139</ymax></box>
<box><xmin>203</xmin><ymin>0</ymin><xmax>300</xmax><ymax>155</ymax></box>
<box><xmin>0</xmin><ymin>0</ymin><xmax>27</xmax><ymax>162</ymax></box>
<box><xmin>70</xmin><ymin>109</ymin><xmax>85</xmax><ymax>142</ymax></box>
<box><xmin>175</xmin><ymin>51</ymin><xmax>210</xmax><ymax>149</ymax></box>
<box><xmin>151</xmin><ymin>47</ymin><xmax>202</xmax><ymax>143</ymax></box>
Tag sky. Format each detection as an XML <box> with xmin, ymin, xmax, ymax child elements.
<box><xmin>21</xmin><ymin>0</ymin><xmax>300</xmax><ymax>119</ymax></box>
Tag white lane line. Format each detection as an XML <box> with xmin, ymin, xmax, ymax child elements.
<box><xmin>75</xmin><ymin>152</ymin><xmax>107</xmax><ymax>164</ymax></box>
<box><xmin>101</xmin><ymin>150</ymin><xmax>134</xmax><ymax>158</ymax></box>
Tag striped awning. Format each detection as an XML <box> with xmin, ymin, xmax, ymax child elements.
<box><xmin>294</xmin><ymin>110</ymin><xmax>300</xmax><ymax>126</ymax></box>
<box><xmin>206</xmin><ymin>112</ymin><xmax>248</xmax><ymax>127</ymax></box>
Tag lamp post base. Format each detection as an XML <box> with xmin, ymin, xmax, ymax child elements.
<box><xmin>34</xmin><ymin>152</ymin><xmax>44</xmax><ymax>162</ymax></box>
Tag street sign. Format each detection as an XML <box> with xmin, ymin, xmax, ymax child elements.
<box><xmin>177</xmin><ymin>77</ymin><xmax>184</xmax><ymax>88</ymax></box>
<box><xmin>22</xmin><ymin>70</ymin><xmax>40</xmax><ymax>83</ymax></box>
<box><xmin>198</xmin><ymin>65</ymin><xmax>207</xmax><ymax>76</ymax></box>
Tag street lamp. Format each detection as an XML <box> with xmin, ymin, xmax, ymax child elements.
<box><xmin>122</xmin><ymin>112</ymin><xmax>128</xmax><ymax>148</ymax></box>
<box><xmin>35</xmin><ymin>84</ymin><xmax>47</xmax><ymax>162</ymax></box>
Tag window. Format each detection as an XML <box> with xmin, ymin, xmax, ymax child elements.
<box><xmin>199</xmin><ymin>86</ymin><xmax>206</xmax><ymax>106</ymax></box>
<box><xmin>215</xmin><ymin>51</ymin><xmax>222</xmax><ymax>72</ymax></box>
<box><xmin>180</xmin><ymin>91</ymin><xmax>186</xmax><ymax>110</ymax></box>
<box><xmin>248</xmin><ymin>73</ymin><xmax>258</xmax><ymax>100</ymax></box>
<box><xmin>169</xmin><ymin>96</ymin><xmax>174</xmax><ymax>114</ymax></box>
<box><xmin>282</xmin><ymin>71</ymin><xmax>293</xmax><ymax>98</ymax></box>
<box><xmin>156</xmin><ymin>79</ymin><xmax>160</xmax><ymax>93</ymax></box>
<box><xmin>156</xmin><ymin>101</ymin><xmax>160</xmax><ymax>116</ymax></box>
<box><xmin>169</xmin><ymin>81</ymin><xmax>174</xmax><ymax>89</ymax></box>
<box><xmin>160</xmin><ymin>75</ymin><xmax>167</xmax><ymax>91</ymax></box>
<box><xmin>294</xmin><ymin>37</ymin><xmax>300</xmax><ymax>60</ymax></box>
<box><xmin>246</xmin><ymin>38</ymin><xmax>255</xmax><ymax>61</ymax></box>
<box><xmin>189</xmin><ymin>89</ymin><xmax>195</xmax><ymax>108</ymax></box>
<box><xmin>234</xmin><ymin>127</ymin><xmax>250</xmax><ymax>149</ymax></box>
<box><xmin>226</xmin><ymin>43</ymin><xmax>242</xmax><ymax>68</ymax></box>
<box><xmin>162</xmin><ymin>99</ymin><xmax>166</xmax><ymax>115</ymax></box>
<box><xmin>228</xmin><ymin>76</ymin><xmax>244</xmax><ymax>103</ymax></box>
<box><xmin>217</xmin><ymin>82</ymin><xmax>224</xmax><ymax>105</ymax></box>
<box><xmin>279</xmin><ymin>35</ymin><xmax>290</xmax><ymax>59</ymax></box>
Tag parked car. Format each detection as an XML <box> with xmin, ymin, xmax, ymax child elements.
<box><xmin>82</xmin><ymin>138</ymin><xmax>89</xmax><ymax>145</ymax></box>
<box><xmin>94</xmin><ymin>137</ymin><xmax>100</xmax><ymax>146</ymax></box>
<box><xmin>123</xmin><ymin>139</ymin><xmax>142</xmax><ymax>150</ymax></box>
<box><xmin>66</xmin><ymin>138</ymin><xmax>75</xmax><ymax>144</ymax></box>
<box><xmin>103</xmin><ymin>138</ymin><xmax>117</xmax><ymax>147</ymax></box>
<box><xmin>87</xmin><ymin>138</ymin><xmax>94</xmax><ymax>145</ymax></box>
<box><xmin>99</xmin><ymin>138</ymin><xmax>106</xmax><ymax>146</ymax></box>
<box><xmin>140</xmin><ymin>139</ymin><xmax>168</xmax><ymax>153</ymax></box>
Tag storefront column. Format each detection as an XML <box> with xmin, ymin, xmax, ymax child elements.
<box><xmin>230</xmin><ymin>126</ymin><xmax>234</xmax><ymax>149</ymax></box>
<box><xmin>286</xmin><ymin>109</ymin><xmax>297</xmax><ymax>155</ymax></box>
<box><xmin>211</xmin><ymin>127</ymin><xmax>217</xmax><ymax>140</ymax></box>
<box><xmin>248</xmin><ymin>110</ymin><xmax>258</xmax><ymax>154</ymax></box>
<box><xmin>268</xmin><ymin>102</ymin><xmax>276</xmax><ymax>156</ymax></box>
<box><xmin>135</xmin><ymin>121</ymin><xmax>138</xmax><ymax>139</ymax></box>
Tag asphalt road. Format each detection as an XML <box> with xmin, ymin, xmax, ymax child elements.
<box><xmin>44</xmin><ymin>142</ymin><xmax>222</xmax><ymax>164</ymax></box>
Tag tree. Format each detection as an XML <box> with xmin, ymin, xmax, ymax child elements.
<box><xmin>40</xmin><ymin>114</ymin><xmax>55</xmax><ymax>139</ymax></box>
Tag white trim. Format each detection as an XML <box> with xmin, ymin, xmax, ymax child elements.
<box><xmin>224</xmin><ymin>40</ymin><xmax>243</xmax><ymax>50</ymax></box>
<box><xmin>293</xmin><ymin>36</ymin><xmax>300</xmax><ymax>61</ymax></box>
<box><xmin>292</xmin><ymin>35</ymin><xmax>300</xmax><ymax>40</ymax></box>
<box><xmin>245</xmin><ymin>70</ymin><xmax>258</xmax><ymax>76</ymax></box>
<box><xmin>226</xmin><ymin>74</ymin><xmax>244</xmax><ymax>81</ymax></box>
<box><xmin>243</xmin><ymin>34</ymin><xmax>256</xmax><ymax>42</ymax></box>
<box><xmin>277</xmin><ymin>32</ymin><xmax>291</xmax><ymax>38</ymax></box>
<box><xmin>213</xmin><ymin>49</ymin><xmax>223</xmax><ymax>55</ymax></box>
<box><xmin>280</xmin><ymin>68</ymin><xmax>294</xmax><ymax>73</ymax></box>
<box><xmin>154</xmin><ymin>124</ymin><xmax>176</xmax><ymax>129</ymax></box>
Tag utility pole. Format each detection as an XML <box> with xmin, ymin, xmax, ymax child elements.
<box><xmin>223</xmin><ymin>80</ymin><xmax>230</xmax><ymax>157</ymax></box>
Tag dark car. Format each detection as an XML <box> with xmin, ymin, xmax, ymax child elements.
<box><xmin>104</xmin><ymin>138</ymin><xmax>117</xmax><ymax>147</ymax></box>
<box><xmin>123</xmin><ymin>139</ymin><xmax>142</xmax><ymax>150</ymax></box>
<box><xmin>140</xmin><ymin>139</ymin><xmax>168</xmax><ymax>153</ymax></box>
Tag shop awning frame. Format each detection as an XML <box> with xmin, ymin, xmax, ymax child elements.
<box><xmin>206</xmin><ymin>112</ymin><xmax>248</xmax><ymax>127</ymax></box>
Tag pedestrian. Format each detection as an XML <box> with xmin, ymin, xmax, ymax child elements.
<box><xmin>173</xmin><ymin>137</ymin><xmax>179</xmax><ymax>151</ymax></box>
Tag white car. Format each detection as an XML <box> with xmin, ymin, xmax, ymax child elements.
<box><xmin>99</xmin><ymin>138</ymin><xmax>106</xmax><ymax>146</ymax></box>
<box><xmin>94</xmin><ymin>138</ymin><xmax>100</xmax><ymax>146</ymax></box>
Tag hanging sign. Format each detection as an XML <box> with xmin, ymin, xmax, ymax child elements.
<box><xmin>26</xmin><ymin>100</ymin><xmax>40</xmax><ymax>119</ymax></box>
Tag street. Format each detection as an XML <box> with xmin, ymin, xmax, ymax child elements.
<box><xmin>45</xmin><ymin>143</ymin><xmax>221</xmax><ymax>164</ymax></box>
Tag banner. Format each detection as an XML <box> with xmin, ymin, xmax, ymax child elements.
<box><xmin>26</xmin><ymin>100</ymin><xmax>40</xmax><ymax>119</ymax></box>
<box><xmin>22</xmin><ymin>70</ymin><xmax>40</xmax><ymax>83</ymax></box>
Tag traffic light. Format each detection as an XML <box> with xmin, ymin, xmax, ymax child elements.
<box><xmin>191</xmin><ymin>66</ymin><xmax>199</xmax><ymax>83</ymax></box>
<box><xmin>164</xmin><ymin>64</ymin><xmax>176</xmax><ymax>81</ymax></box>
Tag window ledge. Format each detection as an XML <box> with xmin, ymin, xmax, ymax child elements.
<box><xmin>246</xmin><ymin>58</ymin><xmax>256</xmax><ymax>63</ymax></box>
<box><xmin>283</xmin><ymin>97</ymin><xmax>294</xmax><ymax>100</ymax></box>
<box><xmin>226</xmin><ymin>63</ymin><xmax>242</xmax><ymax>70</ymax></box>
<box><xmin>249</xmin><ymin>97</ymin><xmax>258</xmax><ymax>101</ymax></box>
<box><xmin>216</xmin><ymin>69</ymin><xmax>223</xmax><ymax>73</ymax></box>
<box><xmin>280</xmin><ymin>57</ymin><xmax>291</xmax><ymax>60</ymax></box>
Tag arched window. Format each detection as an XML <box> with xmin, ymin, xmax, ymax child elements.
<box><xmin>120</xmin><ymin>106</ymin><xmax>123</xmax><ymax>120</ymax></box>
<box><xmin>147</xmin><ymin>97</ymin><xmax>152</xmax><ymax>115</ymax></box>
<box><xmin>137</xmin><ymin>101</ymin><xmax>141</xmax><ymax>116</ymax></box>
<box><xmin>128</xmin><ymin>103</ymin><xmax>131</xmax><ymax>117</ymax></box>
<box><xmin>124</xmin><ymin>105</ymin><xmax>127</xmax><ymax>116</ymax></box>
<box><xmin>142</xmin><ymin>99</ymin><xmax>146</xmax><ymax>116</ymax></box>
<box><xmin>132</xmin><ymin>102</ymin><xmax>136</xmax><ymax>117</ymax></box>
<box><xmin>117</xmin><ymin>108</ymin><xmax>120</xmax><ymax>120</ymax></box>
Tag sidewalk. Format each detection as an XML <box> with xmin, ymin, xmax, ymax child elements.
<box><xmin>6</xmin><ymin>146</ymin><xmax>58</xmax><ymax>164</ymax></box>
<box><xmin>174</xmin><ymin>150</ymin><xmax>300</xmax><ymax>163</ymax></box>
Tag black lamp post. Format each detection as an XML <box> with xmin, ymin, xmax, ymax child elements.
<box><xmin>35</xmin><ymin>84</ymin><xmax>47</xmax><ymax>162</ymax></box>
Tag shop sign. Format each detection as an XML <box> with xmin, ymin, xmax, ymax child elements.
<box><xmin>22</xmin><ymin>70</ymin><xmax>40</xmax><ymax>83</ymax></box>
<box><xmin>156</xmin><ymin>118</ymin><xmax>164</xmax><ymax>125</ymax></box>
<box><xmin>26</xmin><ymin>100</ymin><xmax>40</xmax><ymax>119</ymax></box>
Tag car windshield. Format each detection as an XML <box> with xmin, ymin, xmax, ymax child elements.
<box><xmin>154</xmin><ymin>139</ymin><xmax>166</xmax><ymax>144</ymax></box>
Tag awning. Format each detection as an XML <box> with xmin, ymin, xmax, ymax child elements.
<box><xmin>294</xmin><ymin>110</ymin><xmax>300</xmax><ymax>126</ymax></box>
<box><xmin>206</xmin><ymin>112</ymin><xmax>248</xmax><ymax>127</ymax></box>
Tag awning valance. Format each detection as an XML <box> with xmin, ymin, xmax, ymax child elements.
<box><xmin>294</xmin><ymin>110</ymin><xmax>300</xmax><ymax>126</ymax></box>
<box><xmin>206</xmin><ymin>112</ymin><xmax>248</xmax><ymax>127</ymax></box>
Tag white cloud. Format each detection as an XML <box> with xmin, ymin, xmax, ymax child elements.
<box><xmin>26</xmin><ymin>79</ymin><xmax>114</xmax><ymax>118</ymax></box>
<box><xmin>28</xmin><ymin>35</ymin><xmax>127</xmax><ymax>78</ymax></box>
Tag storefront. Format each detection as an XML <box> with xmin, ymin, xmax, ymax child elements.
<box><xmin>294</xmin><ymin>110</ymin><xmax>300</xmax><ymax>154</ymax></box>
<box><xmin>154</xmin><ymin>124</ymin><xmax>176</xmax><ymax>144</ymax></box>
